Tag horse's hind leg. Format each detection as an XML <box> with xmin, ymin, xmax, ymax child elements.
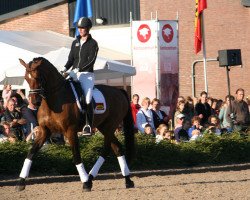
<box><xmin>110</xmin><ymin>135</ymin><xmax>134</xmax><ymax>189</ymax></box>
<box><xmin>67</xmin><ymin>132</ymin><xmax>92</xmax><ymax>192</ymax></box>
<box><xmin>16</xmin><ymin>126</ymin><xmax>49</xmax><ymax>191</ymax></box>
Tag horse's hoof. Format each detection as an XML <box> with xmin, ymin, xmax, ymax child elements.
<box><xmin>15</xmin><ymin>178</ymin><xmax>26</xmax><ymax>191</ymax></box>
<box><xmin>126</xmin><ymin>180</ymin><xmax>135</xmax><ymax>189</ymax></box>
<box><xmin>83</xmin><ymin>180</ymin><xmax>92</xmax><ymax>192</ymax></box>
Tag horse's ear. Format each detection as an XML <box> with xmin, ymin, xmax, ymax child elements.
<box><xmin>19</xmin><ymin>59</ymin><xmax>28</xmax><ymax>68</ymax></box>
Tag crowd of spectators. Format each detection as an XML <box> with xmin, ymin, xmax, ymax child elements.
<box><xmin>0</xmin><ymin>84</ymin><xmax>39</xmax><ymax>143</ymax></box>
<box><xmin>131</xmin><ymin>88</ymin><xmax>250</xmax><ymax>144</ymax></box>
<box><xmin>1</xmin><ymin>84</ymin><xmax>249</xmax><ymax>145</ymax></box>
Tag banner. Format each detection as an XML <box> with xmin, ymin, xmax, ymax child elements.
<box><xmin>194</xmin><ymin>0</ymin><xmax>207</xmax><ymax>54</ymax></box>
<box><xmin>74</xmin><ymin>0</ymin><xmax>93</xmax><ymax>36</ymax></box>
<box><xmin>158</xmin><ymin>20</ymin><xmax>179</xmax><ymax>115</ymax></box>
<box><xmin>132</xmin><ymin>20</ymin><xmax>158</xmax><ymax>101</ymax></box>
<box><xmin>132</xmin><ymin>20</ymin><xmax>179</xmax><ymax>115</ymax></box>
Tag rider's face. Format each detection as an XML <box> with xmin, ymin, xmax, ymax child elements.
<box><xmin>78</xmin><ymin>27</ymin><xmax>88</xmax><ymax>37</ymax></box>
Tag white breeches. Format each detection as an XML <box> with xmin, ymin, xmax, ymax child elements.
<box><xmin>77</xmin><ymin>72</ymin><xmax>94</xmax><ymax>105</ymax></box>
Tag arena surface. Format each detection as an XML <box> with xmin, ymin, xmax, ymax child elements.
<box><xmin>0</xmin><ymin>164</ymin><xmax>249</xmax><ymax>200</ymax></box>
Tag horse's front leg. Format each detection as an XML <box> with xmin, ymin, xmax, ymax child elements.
<box><xmin>16</xmin><ymin>126</ymin><xmax>49</xmax><ymax>191</ymax></box>
<box><xmin>67</xmin><ymin>131</ymin><xmax>91</xmax><ymax>192</ymax></box>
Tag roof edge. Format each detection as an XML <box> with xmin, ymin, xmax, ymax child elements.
<box><xmin>0</xmin><ymin>0</ymin><xmax>66</xmax><ymax>23</ymax></box>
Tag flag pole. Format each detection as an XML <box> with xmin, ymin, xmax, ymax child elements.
<box><xmin>201</xmin><ymin>12</ymin><xmax>208</xmax><ymax>93</ymax></box>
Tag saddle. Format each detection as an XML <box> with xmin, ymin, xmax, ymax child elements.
<box><xmin>68</xmin><ymin>79</ymin><xmax>106</xmax><ymax>114</ymax></box>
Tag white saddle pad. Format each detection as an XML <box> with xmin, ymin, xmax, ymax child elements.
<box><xmin>69</xmin><ymin>81</ymin><xmax>106</xmax><ymax>114</ymax></box>
<box><xmin>93</xmin><ymin>88</ymin><xmax>106</xmax><ymax>114</ymax></box>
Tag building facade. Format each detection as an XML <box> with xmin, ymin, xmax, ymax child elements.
<box><xmin>0</xmin><ymin>0</ymin><xmax>249</xmax><ymax>99</ymax></box>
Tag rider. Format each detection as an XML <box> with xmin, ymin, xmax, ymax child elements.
<box><xmin>63</xmin><ymin>17</ymin><xmax>99</xmax><ymax>135</ymax></box>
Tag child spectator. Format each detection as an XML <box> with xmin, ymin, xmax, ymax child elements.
<box><xmin>189</xmin><ymin>129</ymin><xmax>202</xmax><ymax>141</ymax></box>
<box><xmin>155</xmin><ymin>124</ymin><xmax>168</xmax><ymax>143</ymax></box>
<box><xmin>144</xmin><ymin>124</ymin><xmax>154</xmax><ymax>135</ymax></box>
<box><xmin>188</xmin><ymin>116</ymin><xmax>203</xmax><ymax>139</ymax></box>
<box><xmin>204</xmin><ymin>115</ymin><xmax>221</xmax><ymax>136</ymax></box>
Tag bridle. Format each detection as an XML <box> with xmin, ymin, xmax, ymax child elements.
<box><xmin>26</xmin><ymin>61</ymin><xmax>46</xmax><ymax>99</ymax></box>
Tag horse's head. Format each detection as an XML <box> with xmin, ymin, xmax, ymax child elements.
<box><xmin>19</xmin><ymin>58</ymin><xmax>43</xmax><ymax>106</ymax></box>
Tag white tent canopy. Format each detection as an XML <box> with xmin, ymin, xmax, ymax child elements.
<box><xmin>0</xmin><ymin>30</ymin><xmax>135</xmax><ymax>87</ymax></box>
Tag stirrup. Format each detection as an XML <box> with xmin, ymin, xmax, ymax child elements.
<box><xmin>78</xmin><ymin>125</ymin><xmax>92</xmax><ymax>136</ymax></box>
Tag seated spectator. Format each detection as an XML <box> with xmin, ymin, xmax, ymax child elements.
<box><xmin>188</xmin><ymin>116</ymin><xmax>203</xmax><ymax>139</ymax></box>
<box><xmin>144</xmin><ymin>124</ymin><xmax>154</xmax><ymax>135</ymax></box>
<box><xmin>0</xmin><ymin>122</ymin><xmax>17</xmax><ymax>143</ymax></box>
<box><xmin>189</xmin><ymin>129</ymin><xmax>202</xmax><ymax>141</ymax></box>
<box><xmin>1</xmin><ymin>99</ymin><xmax>26</xmax><ymax>141</ymax></box>
<box><xmin>19</xmin><ymin>94</ymin><xmax>38</xmax><ymax>138</ymax></box>
<box><xmin>174</xmin><ymin>113</ymin><xmax>189</xmax><ymax>143</ymax></box>
<box><xmin>204</xmin><ymin>115</ymin><xmax>221</xmax><ymax>136</ymax></box>
<box><xmin>174</xmin><ymin>100</ymin><xmax>185</xmax><ymax>128</ymax></box>
<box><xmin>136</xmin><ymin>97</ymin><xmax>155</xmax><ymax>134</ymax></box>
<box><xmin>151</xmin><ymin>98</ymin><xmax>168</xmax><ymax>129</ymax></box>
<box><xmin>155</xmin><ymin>124</ymin><xmax>168</xmax><ymax>143</ymax></box>
<box><xmin>130</xmin><ymin>94</ymin><xmax>141</xmax><ymax>132</ymax></box>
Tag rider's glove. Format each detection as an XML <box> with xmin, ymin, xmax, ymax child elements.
<box><xmin>60</xmin><ymin>68</ymin><xmax>67</xmax><ymax>75</ymax></box>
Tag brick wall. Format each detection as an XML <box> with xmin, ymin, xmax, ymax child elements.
<box><xmin>0</xmin><ymin>3</ymin><xmax>69</xmax><ymax>36</ymax></box>
<box><xmin>140</xmin><ymin>0</ymin><xmax>250</xmax><ymax>100</ymax></box>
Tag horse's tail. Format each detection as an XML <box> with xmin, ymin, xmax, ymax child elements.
<box><xmin>120</xmin><ymin>89</ymin><xmax>135</xmax><ymax>164</ymax></box>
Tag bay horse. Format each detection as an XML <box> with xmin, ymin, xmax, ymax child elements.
<box><xmin>16</xmin><ymin>57</ymin><xmax>135</xmax><ymax>191</ymax></box>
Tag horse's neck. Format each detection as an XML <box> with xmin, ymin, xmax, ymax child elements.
<box><xmin>42</xmin><ymin>68</ymin><xmax>64</xmax><ymax>95</ymax></box>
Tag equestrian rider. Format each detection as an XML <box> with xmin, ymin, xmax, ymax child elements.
<box><xmin>63</xmin><ymin>17</ymin><xmax>99</xmax><ymax>135</ymax></box>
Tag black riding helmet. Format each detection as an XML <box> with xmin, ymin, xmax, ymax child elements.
<box><xmin>77</xmin><ymin>17</ymin><xmax>92</xmax><ymax>29</ymax></box>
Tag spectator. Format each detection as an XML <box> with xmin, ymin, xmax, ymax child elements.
<box><xmin>174</xmin><ymin>100</ymin><xmax>185</xmax><ymax>128</ymax></box>
<box><xmin>189</xmin><ymin>129</ymin><xmax>202</xmax><ymax>141</ymax></box>
<box><xmin>218</xmin><ymin>95</ymin><xmax>234</xmax><ymax>131</ymax></box>
<box><xmin>1</xmin><ymin>99</ymin><xmax>26</xmax><ymax>141</ymax></box>
<box><xmin>19</xmin><ymin>94</ymin><xmax>38</xmax><ymax>138</ymax></box>
<box><xmin>174</xmin><ymin>113</ymin><xmax>189</xmax><ymax>143</ymax></box>
<box><xmin>184</xmin><ymin>96</ymin><xmax>195</xmax><ymax>122</ymax></box>
<box><xmin>211</xmin><ymin>98</ymin><xmax>218</xmax><ymax>116</ymax></box>
<box><xmin>25</xmin><ymin>126</ymin><xmax>39</xmax><ymax>142</ymax></box>
<box><xmin>144</xmin><ymin>124</ymin><xmax>154</xmax><ymax>135</ymax></box>
<box><xmin>195</xmin><ymin>91</ymin><xmax>211</xmax><ymax>126</ymax></box>
<box><xmin>0</xmin><ymin>122</ymin><xmax>17</xmax><ymax>143</ymax></box>
<box><xmin>136</xmin><ymin>97</ymin><xmax>155</xmax><ymax>134</ymax></box>
<box><xmin>246</xmin><ymin>95</ymin><xmax>250</xmax><ymax>112</ymax></box>
<box><xmin>204</xmin><ymin>115</ymin><xmax>221</xmax><ymax>136</ymax></box>
<box><xmin>155</xmin><ymin>123</ymin><xmax>168</xmax><ymax>143</ymax></box>
<box><xmin>130</xmin><ymin>94</ymin><xmax>141</xmax><ymax>132</ymax></box>
<box><xmin>226</xmin><ymin>88</ymin><xmax>250</xmax><ymax>131</ymax></box>
<box><xmin>151</xmin><ymin>98</ymin><xmax>168</xmax><ymax>129</ymax></box>
<box><xmin>193</xmin><ymin>97</ymin><xmax>199</xmax><ymax>107</ymax></box>
<box><xmin>2</xmin><ymin>84</ymin><xmax>13</xmax><ymax>108</ymax></box>
<box><xmin>0</xmin><ymin>98</ymin><xmax>4</xmax><ymax>119</ymax></box>
<box><xmin>188</xmin><ymin>116</ymin><xmax>203</xmax><ymax>139</ymax></box>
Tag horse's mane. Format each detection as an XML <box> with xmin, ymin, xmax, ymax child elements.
<box><xmin>33</xmin><ymin>57</ymin><xmax>65</xmax><ymax>93</ymax></box>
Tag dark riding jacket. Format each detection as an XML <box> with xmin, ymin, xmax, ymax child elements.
<box><xmin>64</xmin><ymin>34</ymin><xmax>99</xmax><ymax>72</ymax></box>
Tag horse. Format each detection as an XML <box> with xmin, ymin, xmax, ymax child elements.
<box><xmin>16</xmin><ymin>57</ymin><xmax>135</xmax><ymax>191</ymax></box>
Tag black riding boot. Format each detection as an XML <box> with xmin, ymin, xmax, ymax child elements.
<box><xmin>82</xmin><ymin>103</ymin><xmax>94</xmax><ymax>135</ymax></box>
